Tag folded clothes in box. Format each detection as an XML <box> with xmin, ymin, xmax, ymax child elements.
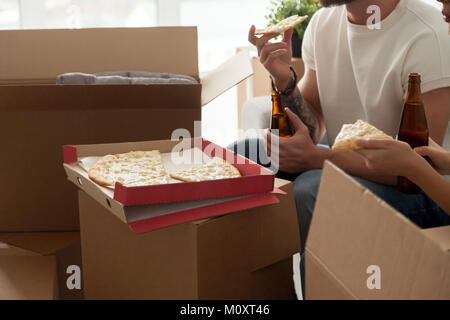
<box><xmin>57</xmin><ymin>71</ymin><xmax>198</xmax><ymax>85</ymax></box>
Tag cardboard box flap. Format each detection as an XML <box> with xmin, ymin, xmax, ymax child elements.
<box><xmin>0</xmin><ymin>242</ymin><xmax>39</xmax><ymax>256</ymax></box>
<box><xmin>0</xmin><ymin>232</ymin><xmax>80</xmax><ymax>256</ymax></box>
<box><xmin>307</xmin><ymin>161</ymin><xmax>450</xmax><ymax>299</ymax></box>
<box><xmin>0</xmin><ymin>27</ymin><xmax>198</xmax><ymax>83</ymax></box>
<box><xmin>0</xmin><ymin>255</ymin><xmax>57</xmax><ymax>300</ymax></box>
<box><xmin>422</xmin><ymin>226</ymin><xmax>450</xmax><ymax>252</ymax></box>
<box><xmin>200</xmin><ymin>51</ymin><xmax>253</xmax><ymax>106</ymax></box>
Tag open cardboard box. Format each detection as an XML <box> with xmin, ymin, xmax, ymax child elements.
<box><xmin>306</xmin><ymin>161</ymin><xmax>450</xmax><ymax>300</ymax></box>
<box><xmin>0</xmin><ymin>232</ymin><xmax>82</xmax><ymax>300</ymax></box>
<box><xmin>77</xmin><ymin>177</ymin><xmax>300</xmax><ymax>299</ymax></box>
<box><xmin>0</xmin><ymin>27</ymin><xmax>253</xmax><ymax>232</ymax></box>
<box><xmin>63</xmin><ymin>138</ymin><xmax>281</xmax><ymax>233</ymax></box>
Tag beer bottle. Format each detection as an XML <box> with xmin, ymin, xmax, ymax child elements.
<box><xmin>397</xmin><ymin>73</ymin><xmax>429</xmax><ymax>194</ymax></box>
<box><xmin>270</xmin><ymin>91</ymin><xmax>293</xmax><ymax>138</ymax></box>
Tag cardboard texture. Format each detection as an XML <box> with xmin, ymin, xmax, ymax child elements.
<box><xmin>306</xmin><ymin>161</ymin><xmax>450</xmax><ymax>300</ymax></box>
<box><xmin>0</xmin><ymin>27</ymin><xmax>253</xmax><ymax>232</ymax></box>
<box><xmin>78</xmin><ymin>178</ymin><xmax>300</xmax><ymax>300</ymax></box>
<box><xmin>0</xmin><ymin>232</ymin><xmax>83</xmax><ymax>300</ymax></box>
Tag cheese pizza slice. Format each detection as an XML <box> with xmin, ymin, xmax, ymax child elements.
<box><xmin>88</xmin><ymin>150</ymin><xmax>170</xmax><ymax>187</ymax></box>
<box><xmin>255</xmin><ymin>15</ymin><xmax>308</xmax><ymax>35</ymax></box>
<box><xmin>170</xmin><ymin>157</ymin><xmax>241</xmax><ymax>183</ymax></box>
<box><xmin>332</xmin><ymin>120</ymin><xmax>393</xmax><ymax>150</ymax></box>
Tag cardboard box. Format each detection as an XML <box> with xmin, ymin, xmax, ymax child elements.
<box><xmin>78</xmin><ymin>177</ymin><xmax>300</xmax><ymax>299</ymax></box>
<box><xmin>0</xmin><ymin>232</ymin><xmax>83</xmax><ymax>300</ymax></box>
<box><xmin>0</xmin><ymin>27</ymin><xmax>252</xmax><ymax>232</ymax></box>
<box><xmin>306</xmin><ymin>161</ymin><xmax>450</xmax><ymax>300</ymax></box>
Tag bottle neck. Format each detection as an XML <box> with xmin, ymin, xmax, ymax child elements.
<box><xmin>405</xmin><ymin>80</ymin><xmax>422</xmax><ymax>104</ymax></box>
<box><xmin>272</xmin><ymin>92</ymin><xmax>282</xmax><ymax>114</ymax></box>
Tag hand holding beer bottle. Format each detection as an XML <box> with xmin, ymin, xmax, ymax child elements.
<box><xmin>397</xmin><ymin>73</ymin><xmax>430</xmax><ymax>194</ymax></box>
<box><xmin>270</xmin><ymin>91</ymin><xmax>294</xmax><ymax>138</ymax></box>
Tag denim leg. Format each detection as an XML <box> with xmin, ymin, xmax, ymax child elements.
<box><xmin>292</xmin><ymin>170</ymin><xmax>323</xmax><ymax>253</ymax></box>
<box><xmin>351</xmin><ymin>177</ymin><xmax>450</xmax><ymax>229</ymax></box>
<box><xmin>292</xmin><ymin>170</ymin><xmax>323</xmax><ymax>300</ymax></box>
<box><xmin>228</xmin><ymin>137</ymin><xmax>271</xmax><ymax>169</ymax></box>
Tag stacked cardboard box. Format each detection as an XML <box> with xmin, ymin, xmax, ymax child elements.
<box><xmin>0</xmin><ymin>26</ymin><xmax>231</xmax><ymax>299</ymax></box>
<box><xmin>0</xmin><ymin>27</ymin><xmax>207</xmax><ymax>232</ymax></box>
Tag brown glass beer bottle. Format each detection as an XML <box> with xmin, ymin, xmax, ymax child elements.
<box><xmin>270</xmin><ymin>91</ymin><xmax>293</xmax><ymax>138</ymax></box>
<box><xmin>397</xmin><ymin>73</ymin><xmax>429</xmax><ymax>194</ymax></box>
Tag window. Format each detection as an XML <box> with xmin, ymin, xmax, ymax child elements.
<box><xmin>0</xmin><ymin>0</ymin><xmax>20</xmax><ymax>29</ymax></box>
<box><xmin>180</xmin><ymin>0</ymin><xmax>272</xmax><ymax>145</ymax></box>
<box><xmin>44</xmin><ymin>0</ymin><xmax>158</xmax><ymax>29</ymax></box>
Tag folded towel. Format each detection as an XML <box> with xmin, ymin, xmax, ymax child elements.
<box><xmin>57</xmin><ymin>72</ymin><xmax>96</xmax><ymax>85</ymax></box>
<box><xmin>57</xmin><ymin>72</ymin><xmax>198</xmax><ymax>85</ymax></box>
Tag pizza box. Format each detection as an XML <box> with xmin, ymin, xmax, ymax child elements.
<box><xmin>306</xmin><ymin>161</ymin><xmax>450</xmax><ymax>300</ymax></box>
<box><xmin>63</xmin><ymin>138</ymin><xmax>281</xmax><ymax>233</ymax></box>
<box><xmin>0</xmin><ymin>27</ymin><xmax>253</xmax><ymax>232</ymax></box>
<box><xmin>0</xmin><ymin>232</ymin><xmax>82</xmax><ymax>300</ymax></box>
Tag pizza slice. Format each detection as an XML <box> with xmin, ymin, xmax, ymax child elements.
<box><xmin>88</xmin><ymin>150</ymin><xmax>170</xmax><ymax>187</ymax></box>
<box><xmin>255</xmin><ymin>15</ymin><xmax>308</xmax><ymax>35</ymax></box>
<box><xmin>332</xmin><ymin>120</ymin><xmax>393</xmax><ymax>150</ymax></box>
<box><xmin>170</xmin><ymin>157</ymin><xmax>241</xmax><ymax>182</ymax></box>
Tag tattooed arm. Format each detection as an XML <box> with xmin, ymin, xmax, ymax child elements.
<box><xmin>278</xmin><ymin>68</ymin><xmax>326</xmax><ymax>144</ymax></box>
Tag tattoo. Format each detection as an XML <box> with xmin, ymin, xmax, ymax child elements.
<box><xmin>279</xmin><ymin>86</ymin><xmax>320</xmax><ymax>142</ymax></box>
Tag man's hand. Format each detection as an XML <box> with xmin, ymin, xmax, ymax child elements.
<box><xmin>248</xmin><ymin>25</ymin><xmax>293</xmax><ymax>91</ymax></box>
<box><xmin>266</xmin><ymin>108</ymin><xmax>322</xmax><ymax>173</ymax></box>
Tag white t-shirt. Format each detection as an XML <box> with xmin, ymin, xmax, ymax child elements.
<box><xmin>302</xmin><ymin>0</ymin><xmax>450</xmax><ymax>150</ymax></box>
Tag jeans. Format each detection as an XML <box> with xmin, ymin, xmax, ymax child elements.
<box><xmin>229</xmin><ymin>138</ymin><xmax>450</xmax><ymax>298</ymax></box>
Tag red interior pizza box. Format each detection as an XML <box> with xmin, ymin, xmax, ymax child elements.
<box><xmin>63</xmin><ymin>138</ymin><xmax>281</xmax><ymax>233</ymax></box>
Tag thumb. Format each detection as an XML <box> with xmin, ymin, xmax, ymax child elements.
<box><xmin>284</xmin><ymin>107</ymin><xmax>307</xmax><ymax>134</ymax></box>
<box><xmin>282</xmin><ymin>28</ymin><xmax>294</xmax><ymax>44</ymax></box>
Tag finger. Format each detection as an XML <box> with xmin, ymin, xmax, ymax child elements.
<box><xmin>282</xmin><ymin>29</ymin><xmax>293</xmax><ymax>54</ymax></box>
<box><xmin>284</xmin><ymin>108</ymin><xmax>307</xmax><ymax>134</ymax></box>
<box><xmin>282</xmin><ymin>28</ymin><xmax>294</xmax><ymax>46</ymax></box>
<box><xmin>255</xmin><ymin>33</ymin><xmax>280</xmax><ymax>55</ymax></box>
<box><xmin>263</xmin><ymin>49</ymin><xmax>288</xmax><ymax>67</ymax></box>
<box><xmin>355</xmin><ymin>138</ymin><xmax>394</xmax><ymax>150</ymax></box>
<box><xmin>248</xmin><ymin>25</ymin><xmax>257</xmax><ymax>45</ymax></box>
<box><xmin>260</xmin><ymin>42</ymin><xmax>288</xmax><ymax>64</ymax></box>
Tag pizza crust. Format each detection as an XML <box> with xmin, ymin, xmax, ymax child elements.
<box><xmin>255</xmin><ymin>15</ymin><xmax>308</xmax><ymax>35</ymax></box>
<box><xmin>332</xmin><ymin>120</ymin><xmax>393</xmax><ymax>150</ymax></box>
<box><xmin>170</xmin><ymin>157</ymin><xmax>241</xmax><ymax>183</ymax></box>
<box><xmin>88</xmin><ymin>150</ymin><xmax>170</xmax><ymax>187</ymax></box>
